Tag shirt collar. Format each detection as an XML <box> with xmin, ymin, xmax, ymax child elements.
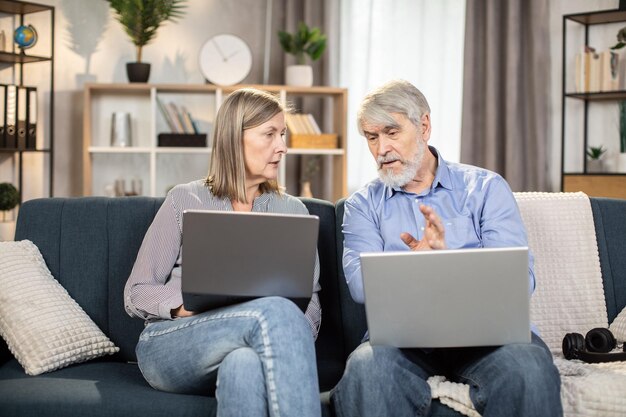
<box><xmin>383</xmin><ymin>146</ymin><xmax>453</xmax><ymax>200</ymax></box>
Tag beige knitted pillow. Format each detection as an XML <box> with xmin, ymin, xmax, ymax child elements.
<box><xmin>0</xmin><ymin>240</ymin><xmax>119</xmax><ymax>375</ymax></box>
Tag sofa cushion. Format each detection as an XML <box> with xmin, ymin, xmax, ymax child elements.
<box><xmin>514</xmin><ymin>192</ymin><xmax>608</xmax><ymax>352</ymax></box>
<box><xmin>0</xmin><ymin>359</ymin><xmax>214</xmax><ymax>417</ymax></box>
<box><xmin>0</xmin><ymin>240</ymin><xmax>118</xmax><ymax>375</ymax></box>
<box><xmin>14</xmin><ymin>197</ymin><xmax>164</xmax><ymax>363</ymax></box>
<box><xmin>590</xmin><ymin>198</ymin><xmax>626</xmax><ymax>323</ymax></box>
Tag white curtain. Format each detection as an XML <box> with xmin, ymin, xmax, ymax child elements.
<box><xmin>339</xmin><ymin>0</ymin><xmax>466</xmax><ymax>193</ymax></box>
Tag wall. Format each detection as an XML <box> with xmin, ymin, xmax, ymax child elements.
<box><xmin>1</xmin><ymin>0</ymin><xmax>298</xmax><ymax>199</ymax></box>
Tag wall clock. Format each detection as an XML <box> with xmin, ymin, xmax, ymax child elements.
<box><xmin>199</xmin><ymin>34</ymin><xmax>252</xmax><ymax>86</ymax></box>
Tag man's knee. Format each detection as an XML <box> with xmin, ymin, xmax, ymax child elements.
<box><xmin>344</xmin><ymin>344</ymin><xmax>406</xmax><ymax>382</ymax></box>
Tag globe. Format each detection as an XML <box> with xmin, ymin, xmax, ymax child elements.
<box><xmin>14</xmin><ymin>25</ymin><xmax>38</xmax><ymax>49</ymax></box>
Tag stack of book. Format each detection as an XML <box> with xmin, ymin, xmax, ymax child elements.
<box><xmin>156</xmin><ymin>97</ymin><xmax>206</xmax><ymax>147</ymax></box>
<box><xmin>575</xmin><ymin>46</ymin><xmax>620</xmax><ymax>93</ymax></box>
<box><xmin>285</xmin><ymin>113</ymin><xmax>337</xmax><ymax>149</ymax></box>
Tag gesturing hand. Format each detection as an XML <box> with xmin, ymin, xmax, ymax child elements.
<box><xmin>400</xmin><ymin>204</ymin><xmax>447</xmax><ymax>251</ymax></box>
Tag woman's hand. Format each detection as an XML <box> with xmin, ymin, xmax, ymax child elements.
<box><xmin>171</xmin><ymin>305</ymin><xmax>195</xmax><ymax>318</ymax></box>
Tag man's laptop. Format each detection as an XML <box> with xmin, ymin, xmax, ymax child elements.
<box><xmin>182</xmin><ymin>210</ymin><xmax>319</xmax><ymax>312</ymax></box>
<box><xmin>360</xmin><ymin>247</ymin><xmax>531</xmax><ymax>348</ymax></box>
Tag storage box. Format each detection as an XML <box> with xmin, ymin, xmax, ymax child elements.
<box><xmin>158</xmin><ymin>133</ymin><xmax>207</xmax><ymax>147</ymax></box>
<box><xmin>290</xmin><ymin>134</ymin><xmax>338</xmax><ymax>149</ymax></box>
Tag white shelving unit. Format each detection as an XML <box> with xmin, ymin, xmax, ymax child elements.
<box><xmin>83</xmin><ymin>83</ymin><xmax>348</xmax><ymax>201</ymax></box>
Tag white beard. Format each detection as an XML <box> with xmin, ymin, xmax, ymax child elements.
<box><xmin>377</xmin><ymin>141</ymin><xmax>426</xmax><ymax>188</ymax></box>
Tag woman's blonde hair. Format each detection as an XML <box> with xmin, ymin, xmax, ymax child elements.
<box><xmin>207</xmin><ymin>88</ymin><xmax>285</xmax><ymax>203</ymax></box>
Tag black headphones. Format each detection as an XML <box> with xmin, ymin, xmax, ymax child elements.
<box><xmin>562</xmin><ymin>328</ymin><xmax>626</xmax><ymax>363</ymax></box>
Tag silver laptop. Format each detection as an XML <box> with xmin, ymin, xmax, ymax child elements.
<box><xmin>360</xmin><ymin>247</ymin><xmax>531</xmax><ymax>348</ymax></box>
<box><xmin>182</xmin><ymin>210</ymin><xmax>319</xmax><ymax>312</ymax></box>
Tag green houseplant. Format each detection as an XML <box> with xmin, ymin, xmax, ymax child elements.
<box><xmin>586</xmin><ymin>145</ymin><xmax>607</xmax><ymax>173</ymax></box>
<box><xmin>106</xmin><ymin>0</ymin><xmax>187</xmax><ymax>82</ymax></box>
<box><xmin>0</xmin><ymin>182</ymin><xmax>19</xmax><ymax>241</ymax></box>
<box><xmin>0</xmin><ymin>182</ymin><xmax>19</xmax><ymax>222</ymax></box>
<box><xmin>278</xmin><ymin>22</ymin><xmax>327</xmax><ymax>86</ymax></box>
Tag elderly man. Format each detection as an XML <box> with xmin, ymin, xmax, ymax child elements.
<box><xmin>330</xmin><ymin>80</ymin><xmax>562</xmax><ymax>417</ymax></box>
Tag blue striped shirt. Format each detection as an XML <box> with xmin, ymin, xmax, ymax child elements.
<box><xmin>124</xmin><ymin>179</ymin><xmax>322</xmax><ymax>338</ymax></box>
<box><xmin>343</xmin><ymin>147</ymin><xmax>534</xmax><ymax>304</ymax></box>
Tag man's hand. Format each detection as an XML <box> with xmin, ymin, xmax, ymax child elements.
<box><xmin>171</xmin><ymin>305</ymin><xmax>195</xmax><ymax>318</ymax></box>
<box><xmin>400</xmin><ymin>204</ymin><xmax>447</xmax><ymax>251</ymax></box>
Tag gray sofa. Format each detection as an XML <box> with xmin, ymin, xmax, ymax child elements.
<box><xmin>0</xmin><ymin>195</ymin><xmax>625</xmax><ymax>416</ymax></box>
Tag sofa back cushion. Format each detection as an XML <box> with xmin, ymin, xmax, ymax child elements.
<box><xmin>334</xmin><ymin>199</ymin><xmax>368</xmax><ymax>356</ymax></box>
<box><xmin>591</xmin><ymin>197</ymin><xmax>626</xmax><ymax>323</ymax></box>
<box><xmin>14</xmin><ymin>197</ymin><xmax>163</xmax><ymax>362</ymax></box>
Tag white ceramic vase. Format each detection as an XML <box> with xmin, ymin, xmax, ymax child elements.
<box><xmin>286</xmin><ymin>65</ymin><xmax>313</xmax><ymax>87</ymax></box>
<box><xmin>587</xmin><ymin>159</ymin><xmax>605</xmax><ymax>173</ymax></box>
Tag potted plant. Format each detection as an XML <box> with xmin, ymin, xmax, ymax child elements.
<box><xmin>278</xmin><ymin>22</ymin><xmax>327</xmax><ymax>87</ymax></box>
<box><xmin>299</xmin><ymin>155</ymin><xmax>320</xmax><ymax>198</ymax></box>
<box><xmin>586</xmin><ymin>145</ymin><xmax>607</xmax><ymax>173</ymax></box>
<box><xmin>106</xmin><ymin>0</ymin><xmax>187</xmax><ymax>83</ymax></box>
<box><xmin>0</xmin><ymin>182</ymin><xmax>19</xmax><ymax>241</ymax></box>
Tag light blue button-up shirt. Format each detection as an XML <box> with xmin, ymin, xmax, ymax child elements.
<box><xmin>342</xmin><ymin>146</ymin><xmax>535</xmax><ymax>305</ymax></box>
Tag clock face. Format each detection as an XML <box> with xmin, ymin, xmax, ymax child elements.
<box><xmin>199</xmin><ymin>34</ymin><xmax>252</xmax><ymax>86</ymax></box>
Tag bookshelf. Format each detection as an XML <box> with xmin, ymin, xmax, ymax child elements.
<box><xmin>562</xmin><ymin>8</ymin><xmax>626</xmax><ymax>199</ymax></box>
<box><xmin>0</xmin><ymin>0</ymin><xmax>54</xmax><ymax>201</ymax></box>
<box><xmin>83</xmin><ymin>83</ymin><xmax>348</xmax><ymax>201</ymax></box>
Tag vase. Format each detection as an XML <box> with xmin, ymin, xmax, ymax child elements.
<box><xmin>285</xmin><ymin>65</ymin><xmax>313</xmax><ymax>87</ymax></box>
<box><xmin>0</xmin><ymin>221</ymin><xmax>15</xmax><ymax>241</ymax></box>
<box><xmin>126</xmin><ymin>62</ymin><xmax>150</xmax><ymax>83</ymax></box>
<box><xmin>300</xmin><ymin>181</ymin><xmax>313</xmax><ymax>198</ymax></box>
<box><xmin>587</xmin><ymin>159</ymin><xmax>605</xmax><ymax>173</ymax></box>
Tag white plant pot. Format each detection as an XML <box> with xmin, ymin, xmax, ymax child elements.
<box><xmin>587</xmin><ymin>159</ymin><xmax>605</xmax><ymax>173</ymax></box>
<box><xmin>0</xmin><ymin>221</ymin><xmax>16</xmax><ymax>242</ymax></box>
<box><xmin>285</xmin><ymin>65</ymin><xmax>313</xmax><ymax>87</ymax></box>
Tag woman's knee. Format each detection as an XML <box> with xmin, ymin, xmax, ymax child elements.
<box><xmin>253</xmin><ymin>296</ymin><xmax>309</xmax><ymax>329</ymax></box>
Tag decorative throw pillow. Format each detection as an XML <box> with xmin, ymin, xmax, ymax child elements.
<box><xmin>0</xmin><ymin>240</ymin><xmax>119</xmax><ymax>375</ymax></box>
<box><xmin>610</xmin><ymin>307</ymin><xmax>626</xmax><ymax>343</ymax></box>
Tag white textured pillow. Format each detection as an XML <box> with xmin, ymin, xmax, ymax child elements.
<box><xmin>610</xmin><ymin>307</ymin><xmax>626</xmax><ymax>343</ymax></box>
<box><xmin>0</xmin><ymin>240</ymin><xmax>119</xmax><ymax>375</ymax></box>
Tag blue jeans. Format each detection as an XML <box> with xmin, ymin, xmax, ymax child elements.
<box><xmin>331</xmin><ymin>333</ymin><xmax>562</xmax><ymax>417</ymax></box>
<box><xmin>136</xmin><ymin>296</ymin><xmax>321</xmax><ymax>417</ymax></box>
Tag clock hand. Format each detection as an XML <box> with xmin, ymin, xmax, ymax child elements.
<box><xmin>212</xmin><ymin>39</ymin><xmax>227</xmax><ymax>61</ymax></box>
<box><xmin>225</xmin><ymin>50</ymin><xmax>240</xmax><ymax>61</ymax></box>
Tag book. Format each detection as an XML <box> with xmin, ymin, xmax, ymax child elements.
<box><xmin>156</xmin><ymin>96</ymin><xmax>177</xmax><ymax>133</ymax></box>
<box><xmin>0</xmin><ymin>85</ymin><xmax>5</xmax><ymax>148</ymax></box>
<box><xmin>166</xmin><ymin>102</ymin><xmax>184</xmax><ymax>133</ymax></box>
<box><xmin>26</xmin><ymin>87</ymin><xmax>37</xmax><ymax>149</ymax></box>
<box><xmin>307</xmin><ymin>114</ymin><xmax>322</xmax><ymax>134</ymax></box>
<box><xmin>588</xmin><ymin>48</ymin><xmax>601</xmax><ymax>92</ymax></box>
<box><xmin>601</xmin><ymin>50</ymin><xmax>619</xmax><ymax>91</ymax></box>
<box><xmin>5</xmin><ymin>84</ymin><xmax>16</xmax><ymax>148</ymax></box>
<box><xmin>181</xmin><ymin>106</ymin><xmax>196</xmax><ymax>134</ymax></box>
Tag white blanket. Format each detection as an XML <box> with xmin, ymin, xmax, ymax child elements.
<box><xmin>431</xmin><ymin>192</ymin><xmax>626</xmax><ymax>417</ymax></box>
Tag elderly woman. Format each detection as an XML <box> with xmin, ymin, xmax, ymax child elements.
<box><xmin>124</xmin><ymin>88</ymin><xmax>321</xmax><ymax>417</ymax></box>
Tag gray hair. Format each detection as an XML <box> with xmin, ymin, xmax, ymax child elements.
<box><xmin>357</xmin><ymin>80</ymin><xmax>431</xmax><ymax>135</ymax></box>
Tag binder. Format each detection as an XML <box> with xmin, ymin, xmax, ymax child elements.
<box><xmin>17</xmin><ymin>86</ymin><xmax>27</xmax><ymax>149</ymax></box>
<box><xmin>0</xmin><ymin>84</ymin><xmax>5</xmax><ymax>148</ymax></box>
<box><xmin>5</xmin><ymin>84</ymin><xmax>16</xmax><ymax>149</ymax></box>
<box><xmin>26</xmin><ymin>87</ymin><xmax>36</xmax><ymax>149</ymax></box>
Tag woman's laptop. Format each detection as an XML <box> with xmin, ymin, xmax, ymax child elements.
<box><xmin>181</xmin><ymin>210</ymin><xmax>319</xmax><ymax>312</ymax></box>
<box><xmin>360</xmin><ymin>247</ymin><xmax>531</xmax><ymax>348</ymax></box>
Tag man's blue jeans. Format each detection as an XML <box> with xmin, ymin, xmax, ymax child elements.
<box><xmin>331</xmin><ymin>333</ymin><xmax>562</xmax><ymax>417</ymax></box>
<box><xmin>135</xmin><ymin>296</ymin><xmax>321</xmax><ymax>417</ymax></box>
